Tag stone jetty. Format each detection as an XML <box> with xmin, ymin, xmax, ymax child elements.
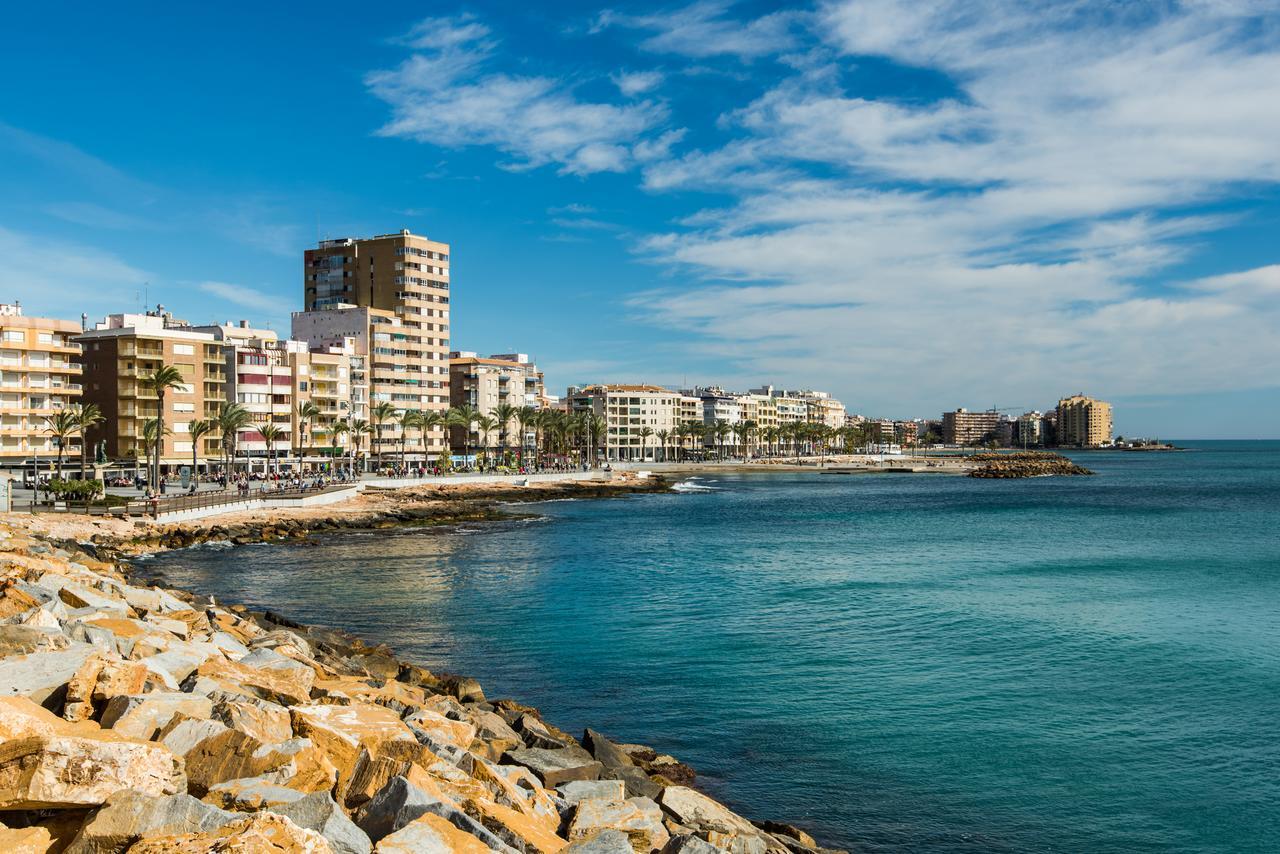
<box><xmin>966</xmin><ymin>451</ymin><xmax>1095</xmax><ymax>478</ymax></box>
<box><xmin>0</xmin><ymin>520</ymin><xmax>845</xmax><ymax>854</ymax></box>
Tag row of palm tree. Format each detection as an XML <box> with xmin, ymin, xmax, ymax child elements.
<box><xmin>41</xmin><ymin>403</ymin><xmax>104</xmax><ymax>479</ymax></box>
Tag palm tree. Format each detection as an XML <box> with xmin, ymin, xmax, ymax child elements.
<box><xmin>188</xmin><ymin>418</ymin><xmax>216</xmax><ymax>485</ymax></box>
<box><xmin>68</xmin><ymin>404</ymin><xmax>105</xmax><ymax>480</ymax></box>
<box><xmin>492</xmin><ymin>402</ymin><xmax>518</xmax><ymax>462</ymax></box>
<box><xmin>141</xmin><ymin>418</ymin><xmax>170</xmax><ymax>484</ymax></box>
<box><xmin>419</xmin><ymin>410</ymin><xmax>444</xmax><ymax>466</ymax></box>
<box><xmin>296</xmin><ymin>401</ymin><xmax>321</xmax><ymax>472</ymax></box>
<box><xmin>329</xmin><ymin>420</ymin><xmax>350</xmax><ymax>471</ymax></box>
<box><xmin>139</xmin><ymin>365</ymin><xmax>186</xmax><ymax>489</ymax></box>
<box><xmin>350</xmin><ymin>419</ymin><xmax>371</xmax><ymax>473</ymax></box>
<box><xmin>516</xmin><ymin>406</ymin><xmax>537</xmax><ymax>463</ymax></box>
<box><xmin>257</xmin><ymin>422</ymin><xmax>285</xmax><ymax>477</ymax></box>
<box><xmin>588</xmin><ymin>414</ymin><xmax>607</xmax><ymax>467</ymax></box>
<box><xmin>398</xmin><ymin>409</ymin><xmax>423</xmax><ymax>469</ymax></box>
<box><xmin>369</xmin><ymin>402</ymin><xmax>398</xmax><ymax>469</ymax></box>
<box><xmin>474</xmin><ymin>414</ymin><xmax>497</xmax><ymax>466</ymax></box>
<box><xmin>447</xmin><ymin>405</ymin><xmax>478</xmax><ymax>464</ymax></box>
<box><xmin>637</xmin><ymin>426</ymin><xmax>654</xmax><ymax>462</ymax></box>
<box><xmin>217</xmin><ymin>402</ymin><xmax>252</xmax><ymax>481</ymax></box>
<box><xmin>655</xmin><ymin>429</ymin><xmax>670</xmax><ymax>463</ymax></box>
<box><xmin>42</xmin><ymin>409</ymin><xmax>78</xmax><ymax>478</ymax></box>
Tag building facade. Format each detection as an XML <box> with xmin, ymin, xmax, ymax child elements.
<box><xmin>76</xmin><ymin>310</ymin><xmax>226</xmax><ymax>470</ymax></box>
<box><xmin>1056</xmin><ymin>395</ymin><xmax>1113</xmax><ymax>447</ymax></box>
<box><xmin>448</xmin><ymin>352</ymin><xmax>545</xmax><ymax>454</ymax></box>
<box><xmin>567</xmin><ymin>385</ymin><xmax>696</xmax><ymax>461</ymax></box>
<box><xmin>941</xmin><ymin>408</ymin><xmax>1001</xmax><ymax>445</ymax></box>
<box><xmin>302</xmin><ymin>229</ymin><xmax>451</xmax><ymax>458</ymax></box>
<box><xmin>0</xmin><ymin>303</ymin><xmax>83</xmax><ymax>465</ymax></box>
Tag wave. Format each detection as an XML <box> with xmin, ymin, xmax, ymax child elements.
<box><xmin>672</xmin><ymin>481</ymin><xmax>721</xmax><ymax>493</ymax></box>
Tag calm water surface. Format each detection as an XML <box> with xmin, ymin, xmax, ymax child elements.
<box><xmin>141</xmin><ymin>441</ymin><xmax>1280</xmax><ymax>853</ymax></box>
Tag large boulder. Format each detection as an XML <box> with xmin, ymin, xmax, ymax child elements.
<box><xmin>504</xmin><ymin>746</ymin><xmax>603</xmax><ymax>787</ymax></box>
<box><xmin>558</xmin><ymin>779</ymin><xmax>627</xmax><ymax>806</ymax></box>
<box><xmin>0</xmin><ymin>731</ymin><xmax>185</xmax><ymax>809</ymax></box>
<box><xmin>583</xmin><ymin>730</ymin><xmax>635</xmax><ymax>770</ymax></box>
<box><xmin>99</xmin><ymin>692</ymin><xmax>213</xmax><ymax>740</ymax></box>
<box><xmin>567</xmin><ymin>797</ymin><xmax>670</xmax><ymax>854</ymax></box>
<box><xmin>354</xmin><ymin>775</ymin><xmax>510</xmax><ymax>851</ymax></box>
<box><xmin>192</xmin><ymin>655</ymin><xmax>315</xmax><ymax>707</ymax></box>
<box><xmin>272</xmin><ymin>791</ymin><xmax>373</xmax><ymax>854</ymax></box>
<box><xmin>374</xmin><ymin>813</ymin><xmax>490</xmax><ymax>854</ymax></box>
<box><xmin>0</xmin><ymin>643</ymin><xmax>99</xmax><ymax>709</ymax></box>
<box><xmin>123</xmin><ymin>811</ymin><xmax>334</xmax><ymax>853</ymax></box>
<box><xmin>566</xmin><ymin>830</ymin><xmax>639</xmax><ymax>854</ymax></box>
<box><xmin>64</xmin><ymin>789</ymin><xmax>236</xmax><ymax>854</ymax></box>
<box><xmin>290</xmin><ymin>703</ymin><xmax>415</xmax><ymax>791</ymax></box>
<box><xmin>204</xmin><ymin>776</ymin><xmax>307</xmax><ymax>811</ymax></box>
<box><xmin>0</xmin><ymin>624</ymin><xmax>70</xmax><ymax>655</ymax></box>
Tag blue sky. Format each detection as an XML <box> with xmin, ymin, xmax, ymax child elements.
<box><xmin>2</xmin><ymin>1</ymin><xmax>1279</xmax><ymax>437</ymax></box>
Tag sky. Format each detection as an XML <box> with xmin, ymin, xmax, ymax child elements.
<box><xmin>2</xmin><ymin>0</ymin><xmax>1279</xmax><ymax>438</ymax></box>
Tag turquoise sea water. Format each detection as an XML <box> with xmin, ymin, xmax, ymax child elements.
<box><xmin>141</xmin><ymin>441</ymin><xmax>1280</xmax><ymax>852</ymax></box>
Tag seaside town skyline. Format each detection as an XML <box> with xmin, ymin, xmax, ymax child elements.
<box><xmin>3</xmin><ymin>3</ymin><xmax>1279</xmax><ymax>439</ymax></box>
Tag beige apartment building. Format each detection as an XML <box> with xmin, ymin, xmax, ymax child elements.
<box><xmin>942</xmin><ymin>408</ymin><xmax>1001</xmax><ymax>445</ymax></box>
<box><xmin>567</xmin><ymin>385</ymin><xmax>699</xmax><ymax>461</ymax></box>
<box><xmin>0</xmin><ymin>303</ymin><xmax>83</xmax><ymax>465</ymax></box>
<box><xmin>76</xmin><ymin>310</ymin><xmax>226</xmax><ymax>470</ymax></box>
<box><xmin>303</xmin><ymin>230</ymin><xmax>450</xmax><ymax>459</ymax></box>
<box><xmin>448</xmin><ymin>352</ymin><xmax>545</xmax><ymax>454</ymax></box>
<box><xmin>1057</xmin><ymin>395</ymin><xmax>1113</xmax><ymax>447</ymax></box>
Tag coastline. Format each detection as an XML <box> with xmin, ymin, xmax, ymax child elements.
<box><xmin>0</xmin><ymin>478</ymin><xmax>846</xmax><ymax>854</ymax></box>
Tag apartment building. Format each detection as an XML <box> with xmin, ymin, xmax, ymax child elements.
<box><xmin>303</xmin><ymin>230</ymin><xmax>451</xmax><ymax>458</ymax></box>
<box><xmin>76</xmin><ymin>310</ymin><xmax>226</xmax><ymax>469</ymax></box>
<box><xmin>0</xmin><ymin>303</ymin><xmax>83</xmax><ymax>464</ymax></box>
<box><xmin>941</xmin><ymin>408</ymin><xmax>1001</xmax><ymax>445</ymax></box>
<box><xmin>567</xmin><ymin>385</ymin><xmax>696</xmax><ymax>461</ymax></box>
<box><xmin>292</xmin><ymin>303</ymin><xmax>439</xmax><ymax>460</ymax></box>
<box><xmin>291</xmin><ymin>345</ymin><xmax>365</xmax><ymax>460</ymax></box>
<box><xmin>448</xmin><ymin>352</ymin><xmax>545</xmax><ymax>454</ymax></box>
<box><xmin>191</xmin><ymin>322</ymin><xmax>295</xmax><ymax>471</ymax></box>
<box><xmin>1016</xmin><ymin>411</ymin><xmax>1045</xmax><ymax>447</ymax></box>
<box><xmin>1057</xmin><ymin>395</ymin><xmax>1113</xmax><ymax>447</ymax></box>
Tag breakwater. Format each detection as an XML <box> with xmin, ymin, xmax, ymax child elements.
<box><xmin>966</xmin><ymin>451</ymin><xmax>1094</xmax><ymax>478</ymax></box>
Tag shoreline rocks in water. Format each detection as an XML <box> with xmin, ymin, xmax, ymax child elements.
<box><xmin>0</xmin><ymin>509</ymin><xmax>846</xmax><ymax>853</ymax></box>
<box><xmin>966</xmin><ymin>451</ymin><xmax>1095</xmax><ymax>478</ymax></box>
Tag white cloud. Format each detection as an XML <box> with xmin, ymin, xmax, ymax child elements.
<box><xmin>197</xmin><ymin>281</ymin><xmax>292</xmax><ymax>317</ymax></box>
<box><xmin>0</xmin><ymin>226</ymin><xmax>149</xmax><ymax>317</ymax></box>
<box><xmin>612</xmin><ymin>70</ymin><xmax>664</xmax><ymax>96</ymax></box>
<box><xmin>595</xmin><ymin>2</ymin><xmax>803</xmax><ymax>59</ymax></box>
<box><xmin>368</xmin><ymin>16</ymin><xmax>672</xmax><ymax>176</ymax></box>
<box><xmin>621</xmin><ymin>0</ymin><xmax>1280</xmax><ymax>414</ymax></box>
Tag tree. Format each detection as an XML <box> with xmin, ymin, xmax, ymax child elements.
<box><xmin>258</xmin><ymin>422</ymin><xmax>285</xmax><ymax>476</ymax></box>
<box><xmin>329</xmin><ymin>420</ymin><xmax>350</xmax><ymax>472</ymax></box>
<box><xmin>655</xmin><ymin>429</ymin><xmax>670</xmax><ymax>463</ymax></box>
<box><xmin>492</xmin><ymin>402</ymin><xmax>518</xmax><ymax>461</ymax></box>
<box><xmin>141</xmin><ymin>418</ymin><xmax>170</xmax><ymax>486</ymax></box>
<box><xmin>369</xmin><ymin>402</ymin><xmax>398</xmax><ymax>469</ymax></box>
<box><xmin>637</xmin><ymin>426</ymin><xmax>654</xmax><ymax>461</ymax></box>
<box><xmin>516</xmin><ymin>406</ymin><xmax>537</xmax><ymax>464</ymax></box>
<box><xmin>397</xmin><ymin>409</ymin><xmax>422</xmax><ymax>469</ymax></box>
<box><xmin>69</xmin><ymin>404</ymin><xmax>105</xmax><ymax>480</ymax></box>
<box><xmin>587</xmin><ymin>414</ymin><xmax>607</xmax><ymax>467</ymax></box>
<box><xmin>188</xmin><ymin>418</ymin><xmax>216</xmax><ymax>485</ymax></box>
<box><xmin>42</xmin><ymin>409</ymin><xmax>78</xmax><ymax>478</ymax></box>
<box><xmin>217</xmin><ymin>402</ymin><xmax>252</xmax><ymax>481</ymax></box>
<box><xmin>350</xmin><ymin>419</ymin><xmax>371</xmax><ymax>473</ymax></box>
<box><xmin>296</xmin><ymin>401</ymin><xmax>321</xmax><ymax>472</ymax></box>
<box><xmin>474</xmin><ymin>414</ymin><xmax>497</xmax><ymax>466</ymax></box>
<box><xmin>447</xmin><ymin>405</ymin><xmax>478</xmax><ymax>464</ymax></box>
<box><xmin>419</xmin><ymin>410</ymin><xmax>444</xmax><ymax>466</ymax></box>
<box><xmin>140</xmin><ymin>365</ymin><xmax>187</xmax><ymax>489</ymax></box>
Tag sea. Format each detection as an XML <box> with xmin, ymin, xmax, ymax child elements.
<box><xmin>138</xmin><ymin>440</ymin><xmax>1280</xmax><ymax>853</ymax></box>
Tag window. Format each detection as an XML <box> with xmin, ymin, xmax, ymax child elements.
<box><xmin>3</xmin><ymin>331</ymin><xmax>23</xmax><ymax>342</ymax></box>
<box><xmin>173</xmin><ymin>344</ymin><xmax>195</xmax><ymax>356</ymax></box>
<box><xmin>299</xmin><ymin>381</ymin><xmax>309</xmax><ymax>391</ymax></box>
<box><xmin>173</xmin><ymin>402</ymin><xmax>195</xmax><ymax>413</ymax></box>
<box><xmin>172</xmin><ymin>422</ymin><xmax>190</xmax><ymax>433</ymax></box>
<box><xmin>38</xmin><ymin>333</ymin><xmax>53</xmax><ymax>344</ymax></box>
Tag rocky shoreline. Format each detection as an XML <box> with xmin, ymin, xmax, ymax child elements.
<box><xmin>966</xmin><ymin>451</ymin><xmax>1096</xmax><ymax>478</ymax></box>
<box><xmin>0</xmin><ymin>480</ymin><xmax>846</xmax><ymax>854</ymax></box>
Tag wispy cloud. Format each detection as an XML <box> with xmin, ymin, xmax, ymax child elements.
<box><xmin>594</xmin><ymin>1</ymin><xmax>803</xmax><ymax>60</ymax></box>
<box><xmin>43</xmin><ymin>201</ymin><xmax>159</xmax><ymax>231</ymax></box>
<box><xmin>0</xmin><ymin>226</ymin><xmax>149</xmax><ymax>317</ymax></box>
<box><xmin>367</xmin><ymin>14</ymin><xmax>673</xmax><ymax>176</ymax></box>
<box><xmin>197</xmin><ymin>281</ymin><xmax>293</xmax><ymax>317</ymax></box>
<box><xmin>612</xmin><ymin>69</ymin><xmax>664</xmax><ymax>96</ymax></box>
